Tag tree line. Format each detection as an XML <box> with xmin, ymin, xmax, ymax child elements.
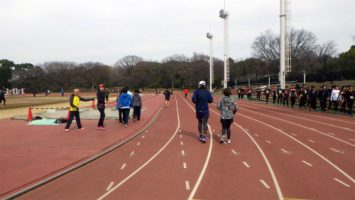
<box><xmin>1</xmin><ymin>28</ymin><xmax>354</xmax><ymax>93</ymax></box>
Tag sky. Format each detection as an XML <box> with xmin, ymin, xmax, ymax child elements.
<box><xmin>0</xmin><ymin>0</ymin><xmax>354</xmax><ymax>65</ymax></box>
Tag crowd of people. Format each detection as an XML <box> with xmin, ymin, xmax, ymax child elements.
<box><xmin>64</xmin><ymin>85</ymin><xmax>143</xmax><ymax>132</ymax></box>
<box><xmin>237</xmin><ymin>84</ymin><xmax>354</xmax><ymax>116</ymax></box>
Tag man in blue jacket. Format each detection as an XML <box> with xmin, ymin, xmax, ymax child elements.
<box><xmin>116</xmin><ymin>87</ymin><xmax>132</xmax><ymax>128</ymax></box>
<box><xmin>192</xmin><ymin>81</ymin><xmax>213</xmax><ymax>143</ymax></box>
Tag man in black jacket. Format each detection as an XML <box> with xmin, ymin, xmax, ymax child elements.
<box><xmin>97</xmin><ymin>84</ymin><xmax>106</xmax><ymax>130</ymax></box>
<box><xmin>0</xmin><ymin>87</ymin><xmax>6</xmax><ymax>106</ymax></box>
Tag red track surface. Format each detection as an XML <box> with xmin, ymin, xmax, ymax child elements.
<box><xmin>2</xmin><ymin>93</ymin><xmax>355</xmax><ymax>200</ymax></box>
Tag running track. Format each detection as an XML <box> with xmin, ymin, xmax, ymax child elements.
<box><xmin>5</xmin><ymin>93</ymin><xmax>355</xmax><ymax>200</ymax></box>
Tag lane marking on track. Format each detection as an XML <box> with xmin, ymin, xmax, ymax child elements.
<box><xmin>136</xmin><ymin>142</ymin><xmax>141</xmax><ymax>146</ymax></box>
<box><xmin>334</xmin><ymin>178</ymin><xmax>351</xmax><ymax>188</ymax></box>
<box><xmin>185</xmin><ymin>181</ymin><xmax>191</xmax><ymax>190</ymax></box>
<box><xmin>106</xmin><ymin>182</ymin><xmax>114</xmax><ymax>191</ymax></box>
<box><xmin>237</xmin><ymin>113</ymin><xmax>355</xmax><ymax>184</ymax></box>
<box><xmin>260</xmin><ymin>180</ymin><xmax>271</xmax><ymax>189</ymax></box>
<box><xmin>243</xmin><ymin>161</ymin><xmax>250</xmax><ymax>168</ymax></box>
<box><xmin>265</xmin><ymin>140</ymin><xmax>272</xmax><ymax>144</ymax></box>
<box><xmin>307</xmin><ymin>139</ymin><xmax>315</xmax><ymax>144</ymax></box>
<box><xmin>120</xmin><ymin>163</ymin><xmax>127</xmax><ymax>170</ymax></box>
<box><xmin>291</xmin><ymin>133</ymin><xmax>297</xmax><ymax>136</ymax></box>
<box><xmin>281</xmin><ymin>148</ymin><xmax>291</xmax><ymax>155</ymax></box>
<box><xmin>181</xmin><ymin>150</ymin><xmax>185</xmax><ymax>156</ymax></box>
<box><xmin>97</xmin><ymin>98</ymin><xmax>181</xmax><ymax>200</ymax></box>
<box><xmin>183</xmin><ymin>162</ymin><xmax>187</xmax><ymax>169</ymax></box>
<box><xmin>245</xmin><ymin>129</ymin><xmax>249</xmax><ymax>132</ymax></box>
<box><xmin>255</xmin><ymin>134</ymin><xmax>259</xmax><ymax>137</ymax></box>
<box><xmin>350</xmin><ymin>138</ymin><xmax>355</xmax><ymax>142</ymax></box>
<box><xmin>239</xmin><ymin>107</ymin><xmax>355</xmax><ymax>148</ymax></box>
<box><xmin>181</xmin><ymin>141</ymin><xmax>184</xmax><ymax>146</ymax></box>
<box><xmin>231</xmin><ymin>149</ymin><xmax>238</xmax><ymax>156</ymax></box>
<box><xmin>129</xmin><ymin>151</ymin><xmax>135</xmax><ymax>157</ymax></box>
<box><xmin>240</xmin><ymin>100</ymin><xmax>355</xmax><ymax>126</ymax></box>
<box><xmin>301</xmin><ymin>161</ymin><xmax>313</xmax><ymax>167</ymax></box>
<box><xmin>329</xmin><ymin>148</ymin><xmax>345</xmax><ymax>154</ymax></box>
<box><xmin>182</xmin><ymin>96</ymin><xmax>213</xmax><ymax>200</ymax></box>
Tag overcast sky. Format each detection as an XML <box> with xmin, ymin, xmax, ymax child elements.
<box><xmin>0</xmin><ymin>0</ymin><xmax>354</xmax><ymax>65</ymax></box>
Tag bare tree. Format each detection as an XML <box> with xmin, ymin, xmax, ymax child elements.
<box><xmin>114</xmin><ymin>55</ymin><xmax>143</xmax><ymax>71</ymax></box>
<box><xmin>317</xmin><ymin>41</ymin><xmax>337</xmax><ymax>58</ymax></box>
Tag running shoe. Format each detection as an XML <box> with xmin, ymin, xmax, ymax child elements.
<box><xmin>65</xmin><ymin>129</ymin><xmax>70</xmax><ymax>132</ymax></box>
<box><xmin>227</xmin><ymin>139</ymin><xmax>231</xmax><ymax>144</ymax></box>
<box><xmin>199</xmin><ymin>134</ymin><xmax>203</xmax><ymax>142</ymax></box>
<box><xmin>201</xmin><ymin>135</ymin><xmax>206</xmax><ymax>143</ymax></box>
<box><xmin>220</xmin><ymin>135</ymin><xmax>225</xmax><ymax>144</ymax></box>
<box><xmin>79</xmin><ymin>128</ymin><xmax>85</xmax><ymax>131</ymax></box>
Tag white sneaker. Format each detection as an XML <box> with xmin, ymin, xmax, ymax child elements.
<box><xmin>220</xmin><ymin>135</ymin><xmax>225</xmax><ymax>144</ymax></box>
<box><xmin>227</xmin><ymin>139</ymin><xmax>231</xmax><ymax>144</ymax></box>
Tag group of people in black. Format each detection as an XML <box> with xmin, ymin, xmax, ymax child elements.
<box><xmin>237</xmin><ymin>84</ymin><xmax>354</xmax><ymax>116</ymax></box>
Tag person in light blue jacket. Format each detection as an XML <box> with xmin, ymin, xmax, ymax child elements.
<box><xmin>116</xmin><ymin>87</ymin><xmax>132</xmax><ymax>127</ymax></box>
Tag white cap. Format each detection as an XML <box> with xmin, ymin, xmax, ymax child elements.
<box><xmin>199</xmin><ymin>81</ymin><xmax>206</xmax><ymax>86</ymax></box>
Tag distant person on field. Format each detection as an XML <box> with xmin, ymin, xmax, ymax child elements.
<box><xmin>318</xmin><ymin>85</ymin><xmax>328</xmax><ymax>112</ymax></box>
<box><xmin>308</xmin><ymin>86</ymin><xmax>317</xmax><ymax>111</ymax></box>
<box><xmin>339</xmin><ymin>87</ymin><xmax>346</xmax><ymax>114</ymax></box>
<box><xmin>282</xmin><ymin>86</ymin><xmax>290</xmax><ymax>107</ymax></box>
<box><xmin>132</xmin><ymin>89</ymin><xmax>143</xmax><ymax>121</ymax></box>
<box><xmin>247</xmin><ymin>88</ymin><xmax>252</xmax><ymax>101</ymax></box>
<box><xmin>264</xmin><ymin>87</ymin><xmax>271</xmax><ymax>104</ymax></box>
<box><xmin>60</xmin><ymin>88</ymin><xmax>64</xmax><ymax>97</ymax></box>
<box><xmin>65</xmin><ymin>89</ymin><xmax>94</xmax><ymax>132</ymax></box>
<box><xmin>290</xmin><ymin>85</ymin><xmax>297</xmax><ymax>108</ymax></box>
<box><xmin>116</xmin><ymin>87</ymin><xmax>132</xmax><ymax>128</ymax></box>
<box><xmin>346</xmin><ymin>86</ymin><xmax>354</xmax><ymax>116</ymax></box>
<box><xmin>192</xmin><ymin>81</ymin><xmax>213</xmax><ymax>143</ymax></box>
<box><xmin>184</xmin><ymin>88</ymin><xmax>189</xmax><ymax>98</ymax></box>
<box><xmin>97</xmin><ymin>84</ymin><xmax>106</xmax><ymax>130</ymax></box>
<box><xmin>256</xmin><ymin>87</ymin><xmax>261</xmax><ymax>101</ymax></box>
<box><xmin>272</xmin><ymin>87</ymin><xmax>277</xmax><ymax>104</ymax></box>
<box><xmin>330</xmin><ymin>86</ymin><xmax>340</xmax><ymax>112</ymax></box>
<box><xmin>0</xmin><ymin>87</ymin><xmax>6</xmax><ymax>106</ymax></box>
<box><xmin>163</xmin><ymin>88</ymin><xmax>172</xmax><ymax>107</ymax></box>
<box><xmin>217</xmin><ymin>88</ymin><xmax>237</xmax><ymax>144</ymax></box>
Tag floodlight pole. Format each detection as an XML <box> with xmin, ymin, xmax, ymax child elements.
<box><xmin>207</xmin><ymin>33</ymin><xmax>214</xmax><ymax>92</ymax></box>
<box><xmin>220</xmin><ymin>7</ymin><xmax>229</xmax><ymax>89</ymax></box>
<box><xmin>280</xmin><ymin>0</ymin><xmax>286</xmax><ymax>89</ymax></box>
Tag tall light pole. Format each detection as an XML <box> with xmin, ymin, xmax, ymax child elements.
<box><xmin>280</xmin><ymin>0</ymin><xmax>286</xmax><ymax>89</ymax></box>
<box><xmin>207</xmin><ymin>32</ymin><xmax>214</xmax><ymax>92</ymax></box>
<box><xmin>220</xmin><ymin>3</ymin><xmax>229</xmax><ymax>89</ymax></box>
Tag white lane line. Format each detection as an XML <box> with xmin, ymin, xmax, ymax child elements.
<box><xmin>231</xmin><ymin>149</ymin><xmax>238</xmax><ymax>156</ymax></box>
<box><xmin>183</xmin><ymin>96</ymin><xmax>213</xmax><ymax>200</ymax></box>
<box><xmin>260</xmin><ymin>180</ymin><xmax>271</xmax><ymax>189</ymax></box>
<box><xmin>106</xmin><ymin>182</ymin><xmax>114</xmax><ymax>191</ymax></box>
<box><xmin>281</xmin><ymin>148</ymin><xmax>291</xmax><ymax>155</ymax></box>
<box><xmin>181</xmin><ymin>150</ymin><xmax>185</xmax><ymax>156</ymax></box>
<box><xmin>137</xmin><ymin>142</ymin><xmax>141</xmax><ymax>146</ymax></box>
<box><xmin>302</xmin><ymin>160</ymin><xmax>313</xmax><ymax>167</ymax></box>
<box><xmin>330</xmin><ymin>148</ymin><xmax>345</xmax><ymax>154</ymax></box>
<box><xmin>180</xmin><ymin>141</ymin><xmax>184</xmax><ymax>146</ymax></box>
<box><xmin>129</xmin><ymin>151</ymin><xmax>135</xmax><ymax>157</ymax></box>
<box><xmin>265</xmin><ymin>140</ymin><xmax>272</xmax><ymax>144</ymax></box>
<box><xmin>185</xmin><ymin>181</ymin><xmax>191</xmax><ymax>190</ymax></box>
<box><xmin>334</xmin><ymin>178</ymin><xmax>351</xmax><ymax>188</ymax></box>
<box><xmin>120</xmin><ymin>163</ymin><xmax>127</xmax><ymax>170</ymax></box>
<box><xmin>237</xmin><ymin>112</ymin><xmax>355</xmax><ymax>184</ymax></box>
<box><xmin>245</xmin><ymin>129</ymin><xmax>249</xmax><ymax>132</ymax></box>
<box><xmin>183</xmin><ymin>162</ymin><xmax>187</xmax><ymax>169</ymax></box>
<box><xmin>243</xmin><ymin>161</ymin><xmax>250</xmax><ymax>168</ymax></box>
<box><xmin>241</xmin><ymin>105</ymin><xmax>355</xmax><ymax>148</ymax></box>
<box><xmin>350</xmin><ymin>138</ymin><xmax>355</xmax><ymax>142</ymax></box>
<box><xmin>97</xmin><ymin>98</ymin><xmax>181</xmax><ymax>200</ymax></box>
<box><xmin>307</xmin><ymin>139</ymin><xmax>316</xmax><ymax>144</ymax></box>
<box><xmin>255</xmin><ymin>134</ymin><xmax>259</xmax><ymax>137</ymax></box>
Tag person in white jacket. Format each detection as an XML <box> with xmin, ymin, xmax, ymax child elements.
<box><xmin>330</xmin><ymin>86</ymin><xmax>340</xmax><ymax>111</ymax></box>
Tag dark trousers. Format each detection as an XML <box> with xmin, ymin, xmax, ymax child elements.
<box><xmin>133</xmin><ymin>106</ymin><xmax>141</xmax><ymax>121</ymax></box>
<box><xmin>118</xmin><ymin>109</ymin><xmax>123</xmax><ymax>123</ymax></box>
<box><xmin>257</xmin><ymin>94</ymin><xmax>261</xmax><ymax>101</ymax></box>
<box><xmin>348</xmin><ymin>101</ymin><xmax>354</xmax><ymax>115</ymax></box>
<box><xmin>332</xmin><ymin>101</ymin><xmax>339</xmax><ymax>111</ymax></box>
<box><xmin>98</xmin><ymin>109</ymin><xmax>105</xmax><ymax>127</ymax></box>
<box><xmin>283</xmin><ymin>96</ymin><xmax>289</xmax><ymax>106</ymax></box>
<box><xmin>122</xmin><ymin>108</ymin><xmax>130</xmax><ymax>124</ymax></box>
<box><xmin>291</xmin><ymin>97</ymin><xmax>296</xmax><ymax>107</ymax></box>
<box><xmin>65</xmin><ymin>111</ymin><xmax>82</xmax><ymax>129</ymax></box>
<box><xmin>277</xmin><ymin>96</ymin><xmax>282</xmax><ymax>104</ymax></box>
<box><xmin>184</xmin><ymin>93</ymin><xmax>187</xmax><ymax>98</ymax></box>
<box><xmin>198</xmin><ymin>116</ymin><xmax>208</xmax><ymax>134</ymax></box>
<box><xmin>273</xmin><ymin>96</ymin><xmax>276</xmax><ymax>104</ymax></box>
<box><xmin>221</xmin><ymin>119</ymin><xmax>233</xmax><ymax>139</ymax></box>
<box><xmin>0</xmin><ymin>97</ymin><xmax>5</xmax><ymax>106</ymax></box>
<box><xmin>265</xmin><ymin>95</ymin><xmax>269</xmax><ymax>104</ymax></box>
